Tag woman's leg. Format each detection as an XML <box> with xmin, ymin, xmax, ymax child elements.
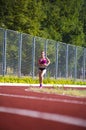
<box><xmin>39</xmin><ymin>70</ymin><xmax>42</xmax><ymax>86</ymax></box>
<box><xmin>39</xmin><ymin>69</ymin><xmax>46</xmax><ymax>87</ymax></box>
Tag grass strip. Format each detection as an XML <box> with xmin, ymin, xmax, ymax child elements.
<box><xmin>29</xmin><ymin>87</ymin><xmax>86</xmax><ymax>97</ymax></box>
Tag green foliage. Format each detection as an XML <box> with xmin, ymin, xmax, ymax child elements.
<box><xmin>0</xmin><ymin>76</ymin><xmax>86</xmax><ymax>85</ymax></box>
<box><xmin>0</xmin><ymin>0</ymin><xmax>86</xmax><ymax>47</ymax></box>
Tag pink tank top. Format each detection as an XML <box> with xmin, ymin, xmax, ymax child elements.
<box><xmin>39</xmin><ymin>58</ymin><xmax>47</xmax><ymax>64</ymax></box>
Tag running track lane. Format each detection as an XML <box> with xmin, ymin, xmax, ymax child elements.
<box><xmin>0</xmin><ymin>86</ymin><xmax>86</xmax><ymax>130</ymax></box>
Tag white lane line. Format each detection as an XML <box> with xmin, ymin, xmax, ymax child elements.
<box><xmin>0</xmin><ymin>93</ymin><xmax>86</xmax><ymax>105</ymax></box>
<box><xmin>0</xmin><ymin>106</ymin><xmax>86</xmax><ymax>128</ymax></box>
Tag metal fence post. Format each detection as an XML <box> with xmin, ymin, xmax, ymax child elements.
<box><xmin>32</xmin><ymin>37</ymin><xmax>35</xmax><ymax>78</ymax></box>
<box><xmin>44</xmin><ymin>39</ymin><xmax>48</xmax><ymax>56</ymax></box>
<box><xmin>18</xmin><ymin>33</ymin><xmax>22</xmax><ymax>77</ymax></box>
<box><xmin>44</xmin><ymin>39</ymin><xmax>48</xmax><ymax>77</ymax></box>
<box><xmin>55</xmin><ymin>42</ymin><xmax>59</xmax><ymax>78</ymax></box>
<box><xmin>83</xmin><ymin>48</ymin><xmax>86</xmax><ymax>80</ymax></box>
<box><xmin>2</xmin><ymin>29</ymin><xmax>7</xmax><ymax>76</ymax></box>
<box><xmin>74</xmin><ymin>46</ymin><xmax>77</xmax><ymax>79</ymax></box>
<box><xmin>66</xmin><ymin>44</ymin><xmax>68</xmax><ymax>78</ymax></box>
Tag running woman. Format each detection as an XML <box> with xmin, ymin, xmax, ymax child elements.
<box><xmin>38</xmin><ymin>51</ymin><xmax>50</xmax><ymax>88</ymax></box>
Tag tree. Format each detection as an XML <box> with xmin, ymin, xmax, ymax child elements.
<box><xmin>0</xmin><ymin>0</ymin><xmax>86</xmax><ymax>47</ymax></box>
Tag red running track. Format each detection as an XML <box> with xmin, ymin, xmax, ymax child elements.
<box><xmin>0</xmin><ymin>86</ymin><xmax>86</xmax><ymax>130</ymax></box>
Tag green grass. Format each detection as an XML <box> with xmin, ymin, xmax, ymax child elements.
<box><xmin>30</xmin><ymin>87</ymin><xmax>86</xmax><ymax>97</ymax></box>
<box><xmin>0</xmin><ymin>76</ymin><xmax>86</xmax><ymax>85</ymax></box>
<box><xmin>0</xmin><ymin>76</ymin><xmax>39</xmax><ymax>84</ymax></box>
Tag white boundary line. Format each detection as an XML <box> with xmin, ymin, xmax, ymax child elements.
<box><xmin>0</xmin><ymin>83</ymin><xmax>86</xmax><ymax>88</ymax></box>
<box><xmin>0</xmin><ymin>106</ymin><xmax>86</xmax><ymax>128</ymax></box>
<box><xmin>0</xmin><ymin>93</ymin><xmax>86</xmax><ymax>105</ymax></box>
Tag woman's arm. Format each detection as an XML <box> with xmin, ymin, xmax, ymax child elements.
<box><xmin>46</xmin><ymin>57</ymin><xmax>50</xmax><ymax>66</ymax></box>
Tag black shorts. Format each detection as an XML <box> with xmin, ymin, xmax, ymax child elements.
<box><xmin>39</xmin><ymin>68</ymin><xmax>46</xmax><ymax>71</ymax></box>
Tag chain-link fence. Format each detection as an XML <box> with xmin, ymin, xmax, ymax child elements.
<box><xmin>0</xmin><ymin>28</ymin><xmax>86</xmax><ymax>80</ymax></box>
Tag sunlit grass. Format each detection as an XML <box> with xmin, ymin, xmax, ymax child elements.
<box><xmin>30</xmin><ymin>87</ymin><xmax>86</xmax><ymax>97</ymax></box>
<box><xmin>0</xmin><ymin>76</ymin><xmax>86</xmax><ymax>85</ymax></box>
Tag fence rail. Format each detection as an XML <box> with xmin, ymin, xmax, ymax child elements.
<box><xmin>0</xmin><ymin>28</ymin><xmax>86</xmax><ymax>80</ymax></box>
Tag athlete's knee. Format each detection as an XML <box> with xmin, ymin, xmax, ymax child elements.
<box><xmin>40</xmin><ymin>74</ymin><xmax>43</xmax><ymax>78</ymax></box>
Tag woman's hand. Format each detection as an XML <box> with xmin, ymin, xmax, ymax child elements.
<box><xmin>44</xmin><ymin>63</ymin><xmax>48</xmax><ymax>67</ymax></box>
